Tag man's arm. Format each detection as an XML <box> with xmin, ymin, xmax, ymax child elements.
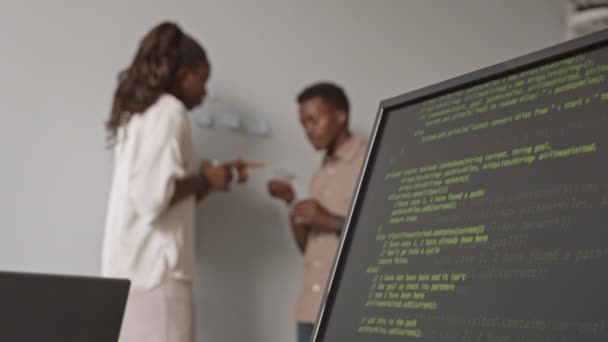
<box><xmin>267</xmin><ymin>179</ymin><xmax>307</xmax><ymax>250</ymax></box>
<box><xmin>291</xmin><ymin>199</ymin><xmax>345</xmax><ymax>236</ymax></box>
<box><xmin>291</xmin><ymin>221</ymin><xmax>310</xmax><ymax>253</ymax></box>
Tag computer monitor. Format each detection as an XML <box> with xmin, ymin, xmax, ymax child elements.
<box><xmin>0</xmin><ymin>271</ymin><xmax>129</xmax><ymax>342</ymax></box>
<box><xmin>314</xmin><ymin>29</ymin><xmax>608</xmax><ymax>341</ymax></box>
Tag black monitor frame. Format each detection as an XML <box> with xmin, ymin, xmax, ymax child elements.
<box><xmin>0</xmin><ymin>270</ymin><xmax>130</xmax><ymax>341</ymax></box>
<box><xmin>311</xmin><ymin>28</ymin><xmax>608</xmax><ymax>342</ymax></box>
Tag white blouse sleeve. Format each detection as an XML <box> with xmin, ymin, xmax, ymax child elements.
<box><xmin>128</xmin><ymin>111</ymin><xmax>188</xmax><ymax>223</ymax></box>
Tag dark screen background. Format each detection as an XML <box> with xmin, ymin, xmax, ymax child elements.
<box><xmin>319</xmin><ymin>45</ymin><xmax>608</xmax><ymax>342</ymax></box>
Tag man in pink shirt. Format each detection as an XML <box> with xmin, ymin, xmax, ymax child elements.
<box><xmin>268</xmin><ymin>82</ymin><xmax>367</xmax><ymax>342</ymax></box>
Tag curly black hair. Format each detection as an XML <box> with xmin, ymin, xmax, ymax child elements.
<box><xmin>106</xmin><ymin>22</ymin><xmax>208</xmax><ymax>144</ymax></box>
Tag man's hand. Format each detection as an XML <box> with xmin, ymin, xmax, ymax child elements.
<box><xmin>291</xmin><ymin>199</ymin><xmax>336</xmax><ymax>232</ymax></box>
<box><xmin>267</xmin><ymin>179</ymin><xmax>295</xmax><ymax>203</ymax></box>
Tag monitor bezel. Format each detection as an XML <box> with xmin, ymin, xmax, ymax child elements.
<box><xmin>311</xmin><ymin>28</ymin><xmax>608</xmax><ymax>342</ymax></box>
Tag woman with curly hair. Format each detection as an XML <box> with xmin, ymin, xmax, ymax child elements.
<box><xmin>102</xmin><ymin>22</ymin><xmax>245</xmax><ymax>342</ymax></box>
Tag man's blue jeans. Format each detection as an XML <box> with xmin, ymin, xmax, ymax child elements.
<box><xmin>297</xmin><ymin>322</ymin><xmax>314</xmax><ymax>342</ymax></box>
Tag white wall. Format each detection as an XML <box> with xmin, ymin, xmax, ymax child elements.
<box><xmin>0</xmin><ymin>1</ymin><xmax>564</xmax><ymax>341</ymax></box>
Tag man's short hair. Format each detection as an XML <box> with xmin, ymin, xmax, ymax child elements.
<box><xmin>297</xmin><ymin>82</ymin><xmax>350</xmax><ymax>115</ymax></box>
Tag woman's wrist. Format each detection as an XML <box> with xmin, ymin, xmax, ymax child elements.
<box><xmin>197</xmin><ymin>172</ymin><xmax>210</xmax><ymax>195</ymax></box>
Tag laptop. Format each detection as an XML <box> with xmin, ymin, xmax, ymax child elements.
<box><xmin>0</xmin><ymin>271</ymin><xmax>129</xmax><ymax>341</ymax></box>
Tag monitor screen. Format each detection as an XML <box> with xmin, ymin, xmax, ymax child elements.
<box><xmin>315</xmin><ymin>30</ymin><xmax>608</xmax><ymax>342</ymax></box>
